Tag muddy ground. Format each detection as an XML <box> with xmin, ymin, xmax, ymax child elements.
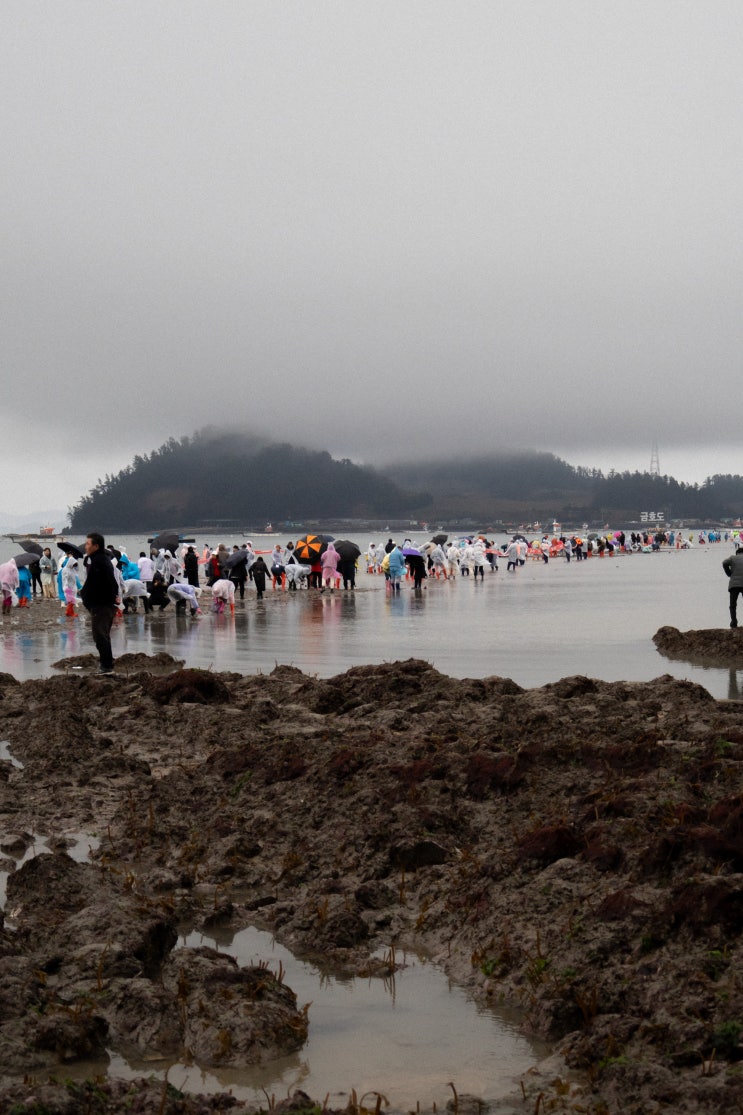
<box><xmin>654</xmin><ymin>625</ymin><xmax>743</xmax><ymax>668</ymax></box>
<box><xmin>1</xmin><ymin>654</ymin><xmax>743</xmax><ymax>1114</ymax></box>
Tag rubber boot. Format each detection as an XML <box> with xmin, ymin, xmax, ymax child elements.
<box><xmin>65</xmin><ymin>601</ymin><xmax>76</xmax><ymax>617</ymax></box>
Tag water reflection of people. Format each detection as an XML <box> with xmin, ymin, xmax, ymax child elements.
<box><xmin>728</xmin><ymin>668</ymin><xmax>743</xmax><ymax>701</ymax></box>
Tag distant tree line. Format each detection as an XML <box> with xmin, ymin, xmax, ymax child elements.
<box><xmin>68</xmin><ymin>433</ymin><xmax>743</xmax><ymax>531</ymax></box>
<box><xmin>385</xmin><ymin>453</ymin><xmax>743</xmax><ymax>522</ymax></box>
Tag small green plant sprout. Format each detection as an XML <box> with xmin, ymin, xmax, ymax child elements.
<box><xmin>710</xmin><ymin>1020</ymin><xmax>742</xmax><ymax>1059</ymax></box>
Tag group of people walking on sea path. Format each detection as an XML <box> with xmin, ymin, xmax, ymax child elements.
<box><xmin>5</xmin><ymin>522</ymin><xmax>734</xmax><ymax>675</ymax></box>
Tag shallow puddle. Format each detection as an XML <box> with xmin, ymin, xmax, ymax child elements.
<box><xmin>0</xmin><ymin>740</ymin><xmax>24</xmax><ymax>769</ymax></box>
<box><xmin>84</xmin><ymin>924</ymin><xmax>549</xmax><ymax>1110</ymax></box>
<box><xmin>0</xmin><ymin>826</ymin><xmax>100</xmax><ymax>915</ymax></box>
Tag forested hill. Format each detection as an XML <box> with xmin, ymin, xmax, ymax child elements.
<box><xmin>69</xmin><ymin>432</ymin><xmax>743</xmax><ymax>530</ymax></box>
<box><xmin>68</xmin><ymin>431</ymin><xmax>428</xmax><ymax>532</ymax></box>
<box><xmin>383</xmin><ymin>453</ymin><xmax>743</xmax><ymax>523</ymax></box>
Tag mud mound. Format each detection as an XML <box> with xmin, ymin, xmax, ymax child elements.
<box><xmin>52</xmin><ymin>651</ymin><xmax>184</xmax><ymax>672</ymax></box>
<box><xmin>654</xmin><ymin>624</ymin><xmax>743</xmax><ymax>667</ymax></box>
<box><xmin>142</xmin><ymin>668</ymin><xmax>232</xmax><ymax>704</ymax></box>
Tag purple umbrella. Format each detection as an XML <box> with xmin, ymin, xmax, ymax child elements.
<box><xmin>402</xmin><ymin>546</ymin><xmax>421</xmax><ymax>556</ymax></box>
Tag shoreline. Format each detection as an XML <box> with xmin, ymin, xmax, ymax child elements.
<box><xmin>1</xmin><ymin>658</ymin><xmax>743</xmax><ymax>1112</ymax></box>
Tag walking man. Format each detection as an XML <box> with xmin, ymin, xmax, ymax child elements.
<box><xmin>723</xmin><ymin>546</ymin><xmax>743</xmax><ymax>629</ymax></box>
<box><xmin>81</xmin><ymin>532</ymin><xmax>120</xmax><ymax>674</ymax></box>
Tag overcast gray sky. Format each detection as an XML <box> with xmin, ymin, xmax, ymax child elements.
<box><xmin>3</xmin><ymin>1</ymin><xmax>742</xmax><ymax>515</ymax></box>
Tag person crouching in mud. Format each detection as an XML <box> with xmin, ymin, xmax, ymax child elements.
<box><xmin>81</xmin><ymin>532</ymin><xmax>120</xmax><ymax>674</ymax></box>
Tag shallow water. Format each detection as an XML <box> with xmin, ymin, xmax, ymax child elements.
<box><xmin>78</xmin><ymin>925</ymin><xmax>548</xmax><ymax>1109</ymax></box>
<box><xmin>0</xmin><ymin>536</ymin><xmax>739</xmax><ymax>697</ymax></box>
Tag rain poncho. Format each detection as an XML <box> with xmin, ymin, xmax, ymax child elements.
<box><xmin>16</xmin><ymin>566</ymin><xmax>32</xmax><ymax>602</ymax></box>
<box><xmin>471</xmin><ymin>542</ymin><xmax>487</xmax><ymax>567</ymax></box>
<box><xmin>459</xmin><ymin>545</ymin><xmax>474</xmax><ymax>571</ymax></box>
<box><xmin>162</xmin><ymin>551</ymin><xmax>182</xmax><ymax>583</ymax></box>
<box><xmin>429</xmin><ymin>545</ymin><xmax>446</xmax><ymax>568</ymax></box>
<box><xmin>387</xmin><ymin>547</ymin><xmax>406</xmax><ymax>579</ymax></box>
<box><xmin>121</xmin><ymin>578</ymin><xmax>149</xmax><ymax>600</ymax></box>
<box><xmin>61</xmin><ymin>558</ymin><xmax>81</xmax><ymax>604</ymax></box>
<box><xmin>284</xmin><ymin>561</ymin><xmax>310</xmax><ymax>587</ymax></box>
<box><xmin>120</xmin><ymin>555</ymin><xmax>141</xmax><ymax>580</ymax></box>
<box><xmin>321</xmin><ymin>543</ymin><xmax>340</xmax><ymax>581</ymax></box>
<box><xmin>167</xmin><ymin>582</ymin><xmax>201</xmax><ymax>612</ymax></box>
<box><xmin>211</xmin><ymin>578</ymin><xmax>235</xmax><ymax>602</ymax></box>
<box><xmin>0</xmin><ymin>559</ymin><xmax>19</xmax><ymax>604</ymax></box>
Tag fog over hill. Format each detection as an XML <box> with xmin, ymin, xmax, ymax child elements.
<box><xmin>63</xmin><ymin>428</ymin><xmax>743</xmax><ymax>531</ymax></box>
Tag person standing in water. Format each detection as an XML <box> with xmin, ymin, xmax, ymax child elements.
<box><xmin>723</xmin><ymin>546</ymin><xmax>743</xmax><ymax>628</ymax></box>
<box><xmin>81</xmin><ymin>532</ymin><xmax>120</xmax><ymax>674</ymax></box>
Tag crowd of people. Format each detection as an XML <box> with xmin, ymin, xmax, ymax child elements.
<box><xmin>6</xmin><ymin>525</ymin><xmax>736</xmax><ymax>621</ymax></box>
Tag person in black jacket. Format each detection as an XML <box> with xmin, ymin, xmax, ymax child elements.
<box><xmin>183</xmin><ymin>546</ymin><xmax>199</xmax><ymax>587</ymax></box>
<box><xmin>81</xmin><ymin>532</ymin><xmax>120</xmax><ymax>674</ymax></box>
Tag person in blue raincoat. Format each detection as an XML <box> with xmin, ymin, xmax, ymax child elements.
<box><xmin>387</xmin><ymin>544</ymin><xmax>406</xmax><ymax>593</ymax></box>
<box><xmin>16</xmin><ymin>565</ymin><xmax>33</xmax><ymax>607</ymax></box>
<box><xmin>118</xmin><ymin>553</ymin><xmax>141</xmax><ymax>580</ymax></box>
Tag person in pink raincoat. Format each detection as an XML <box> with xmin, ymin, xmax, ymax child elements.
<box><xmin>320</xmin><ymin>542</ymin><xmax>341</xmax><ymax>592</ymax></box>
<box><xmin>0</xmin><ymin>559</ymin><xmax>19</xmax><ymax>615</ymax></box>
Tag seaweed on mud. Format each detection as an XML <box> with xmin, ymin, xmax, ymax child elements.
<box><xmin>583</xmin><ymin>829</ymin><xmax>625</xmax><ymax>872</ymax></box>
<box><xmin>142</xmin><ymin>669</ymin><xmax>232</xmax><ymax>705</ymax></box>
<box><xmin>263</xmin><ymin>746</ymin><xmax>308</xmax><ymax>783</ymax></box>
<box><xmin>465</xmin><ymin>751</ymin><xmax>526</xmax><ymax>797</ymax></box>
<box><xmin>594</xmin><ymin>888</ymin><xmax>649</xmax><ymax>922</ymax></box>
<box><xmin>660</xmin><ymin>877</ymin><xmax>743</xmax><ymax>937</ymax></box>
<box><xmin>326</xmin><ymin>746</ymin><xmax>367</xmax><ymax>779</ymax></box>
<box><xmin>515</xmin><ymin>823</ymin><xmax>582</xmax><ymax>865</ymax></box>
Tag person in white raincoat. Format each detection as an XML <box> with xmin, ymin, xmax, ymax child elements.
<box><xmin>471</xmin><ymin>540</ymin><xmax>487</xmax><ymax>581</ymax></box>
<box><xmin>429</xmin><ymin>544</ymin><xmax>447</xmax><ymax>579</ymax></box>
<box><xmin>121</xmin><ymin>578</ymin><xmax>151</xmax><ymax>613</ymax></box>
<box><xmin>167</xmin><ymin>581</ymin><xmax>202</xmax><ymax>616</ymax></box>
<box><xmin>505</xmin><ymin>540</ymin><xmax>520</xmax><ymax>572</ymax></box>
<box><xmin>61</xmin><ymin>557</ymin><xmax>81</xmax><ymax>616</ymax></box>
<box><xmin>211</xmin><ymin>577</ymin><xmax>236</xmax><ymax>614</ymax></box>
<box><xmin>459</xmin><ymin>543</ymin><xmax>474</xmax><ymax>576</ymax></box>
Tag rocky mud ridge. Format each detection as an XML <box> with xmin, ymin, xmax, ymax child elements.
<box><xmin>654</xmin><ymin>625</ymin><xmax>743</xmax><ymax>668</ymax></box>
<box><xmin>1</xmin><ymin>658</ymin><xmax>743</xmax><ymax>1113</ymax></box>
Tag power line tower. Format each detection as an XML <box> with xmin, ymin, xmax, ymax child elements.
<box><xmin>649</xmin><ymin>440</ymin><xmax>660</xmax><ymax>477</ymax></box>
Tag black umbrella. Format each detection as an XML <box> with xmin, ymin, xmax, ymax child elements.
<box><xmin>13</xmin><ymin>552</ymin><xmax>40</xmax><ymax>567</ymax></box>
<box><xmin>19</xmin><ymin>539</ymin><xmax>44</xmax><ymax>556</ymax></box>
<box><xmin>224</xmin><ymin>548</ymin><xmax>249</xmax><ymax>569</ymax></box>
<box><xmin>150</xmin><ymin>531</ymin><xmax>180</xmax><ymax>553</ymax></box>
<box><xmin>57</xmin><ymin>541</ymin><xmax>85</xmax><ymax>559</ymax></box>
<box><xmin>334</xmin><ymin>539</ymin><xmax>361</xmax><ymax>561</ymax></box>
<box><xmin>430</xmin><ymin>533</ymin><xmax>448</xmax><ymax>545</ymax></box>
